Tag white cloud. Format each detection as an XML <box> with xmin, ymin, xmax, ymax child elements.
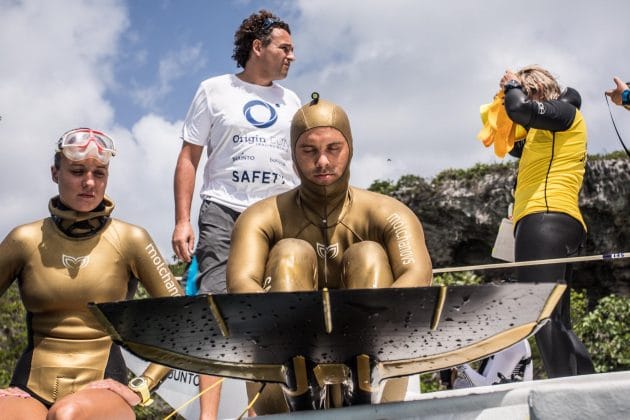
<box><xmin>105</xmin><ymin>115</ymin><xmax>204</xmax><ymax>257</ymax></box>
<box><xmin>0</xmin><ymin>0</ymin><xmax>127</xmax><ymax>234</ymax></box>
<box><xmin>0</xmin><ymin>0</ymin><xmax>193</xmax><ymax>258</ymax></box>
<box><xmin>288</xmin><ymin>0</ymin><xmax>630</xmax><ymax>186</ymax></box>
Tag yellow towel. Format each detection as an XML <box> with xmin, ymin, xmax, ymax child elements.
<box><xmin>477</xmin><ymin>90</ymin><xmax>527</xmax><ymax>158</ymax></box>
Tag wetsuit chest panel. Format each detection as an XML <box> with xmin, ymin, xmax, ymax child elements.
<box><xmin>4</xmin><ymin>212</ymin><xmax>182</xmax><ymax>404</ymax></box>
<box><xmin>278</xmin><ymin>188</ymin><xmax>419</xmax><ymax>289</ymax></box>
<box><xmin>514</xmin><ymin>111</ymin><xmax>587</xmax><ymax>228</ymax></box>
<box><xmin>278</xmin><ymin>215</ymin><xmax>355</xmax><ymax>289</ymax></box>
<box><xmin>18</xmin><ymin>220</ymin><xmax>130</xmax><ymax>336</ymax></box>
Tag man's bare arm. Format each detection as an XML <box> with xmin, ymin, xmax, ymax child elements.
<box><xmin>172</xmin><ymin>142</ymin><xmax>204</xmax><ymax>262</ymax></box>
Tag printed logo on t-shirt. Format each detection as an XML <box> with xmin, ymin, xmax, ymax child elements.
<box><xmin>232</xmin><ymin>134</ymin><xmax>290</xmax><ymax>151</ymax></box>
<box><xmin>232</xmin><ymin>170</ymin><xmax>286</xmax><ymax>184</ymax></box>
<box><xmin>232</xmin><ymin>153</ymin><xmax>255</xmax><ymax>162</ymax></box>
<box><xmin>243</xmin><ymin>100</ymin><xmax>278</xmax><ymax>128</ymax></box>
<box><xmin>269</xmin><ymin>157</ymin><xmax>287</xmax><ymax>167</ymax></box>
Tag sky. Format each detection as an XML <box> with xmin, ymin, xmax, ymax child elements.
<box><xmin>1</xmin><ymin>0</ymin><xmax>630</xmax><ymax>261</ymax></box>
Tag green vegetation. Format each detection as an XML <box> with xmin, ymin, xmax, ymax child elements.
<box><xmin>587</xmin><ymin>150</ymin><xmax>628</xmax><ymax>161</ymax></box>
<box><xmin>432</xmin><ymin>162</ymin><xmax>516</xmax><ymax>184</ymax></box>
<box><xmin>169</xmin><ymin>257</ymin><xmax>188</xmax><ymax>277</ymax></box>
<box><xmin>368</xmin><ymin>179</ymin><xmax>397</xmax><ymax>195</ymax></box>
<box><xmin>573</xmin><ymin>292</ymin><xmax>630</xmax><ymax>373</ymax></box>
<box><xmin>369</xmin><ymin>162</ymin><xmax>519</xmax><ymax>196</ymax></box>
<box><xmin>0</xmin><ymin>283</ymin><xmax>27</xmax><ymax>386</ymax></box>
<box><xmin>370</xmin><ymin>151</ymin><xmax>624</xmax><ymax>199</ymax></box>
<box><xmin>368</xmin><ymin>175</ymin><xmax>428</xmax><ymax>195</ymax></box>
<box><xmin>433</xmin><ymin>271</ymin><xmax>483</xmax><ymax>286</ymax></box>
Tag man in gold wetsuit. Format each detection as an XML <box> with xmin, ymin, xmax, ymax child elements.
<box><xmin>0</xmin><ymin>128</ymin><xmax>182</xmax><ymax>418</ymax></box>
<box><xmin>227</xmin><ymin>95</ymin><xmax>433</xmax><ymax>413</ymax></box>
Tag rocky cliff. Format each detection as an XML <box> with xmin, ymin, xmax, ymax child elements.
<box><xmin>376</xmin><ymin>154</ymin><xmax>630</xmax><ymax>302</ymax></box>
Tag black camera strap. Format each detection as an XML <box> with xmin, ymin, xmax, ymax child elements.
<box><xmin>605</xmin><ymin>93</ymin><xmax>630</xmax><ymax>158</ymax></box>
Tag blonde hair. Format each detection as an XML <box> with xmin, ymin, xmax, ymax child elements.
<box><xmin>516</xmin><ymin>65</ymin><xmax>561</xmax><ymax>101</ymax></box>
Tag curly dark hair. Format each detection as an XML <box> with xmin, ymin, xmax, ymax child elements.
<box><xmin>232</xmin><ymin>9</ymin><xmax>291</xmax><ymax>69</ymax></box>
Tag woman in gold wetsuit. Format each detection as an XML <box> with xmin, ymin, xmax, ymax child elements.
<box><xmin>0</xmin><ymin>128</ymin><xmax>182</xmax><ymax>419</ymax></box>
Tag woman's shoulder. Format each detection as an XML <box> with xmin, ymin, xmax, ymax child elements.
<box><xmin>7</xmin><ymin>219</ymin><xmax>46</xmax><ymax>241</ymax></box>
<box><xmin>1</xmin><ymin>220</ymin><xmax>46</xmax><ymax>260</ymax></box>
<box><xmin>105</xmin><ymin>218</ymin><xmax>152</xmax><ymax>243</ymax></box>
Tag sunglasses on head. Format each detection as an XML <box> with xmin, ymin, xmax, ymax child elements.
<box><xmin>261</xmin><ymin>17</ymin><xmax>281</xmax><ymax>32</ymax></box>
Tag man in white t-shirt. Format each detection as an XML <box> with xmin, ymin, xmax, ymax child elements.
<box><xmin>171</xmin><ymin>9</ymin><xmax>300</xmax><ymax>419</ymax></box>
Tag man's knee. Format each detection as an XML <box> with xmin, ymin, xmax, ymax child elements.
<box><xmin>265</xmin><ymin>239</ymin><xmax>317</xmax><ymax>291</ymax></box>
<box><xmin>343</xmin><ymin>241</ymin><xmax>393</xmax><ymax>289</ymax></box>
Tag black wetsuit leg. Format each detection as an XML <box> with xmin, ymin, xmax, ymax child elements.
<box><xmin>514</xmin><ymin>212</ymin><xmax>595</xmax><ymax>378</ymax></box>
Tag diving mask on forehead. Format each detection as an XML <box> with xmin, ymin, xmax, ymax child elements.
<box><xmin>56</xmin><ymin>128</ymin><xmax>117</xmax><ymax>164</ymax></box>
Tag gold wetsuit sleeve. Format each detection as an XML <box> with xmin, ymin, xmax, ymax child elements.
<box><xmin>115</xmin><ymin>223</ymin><xmax>184</xmax><ymax>389</ymax></box>
<box><xmin>372</xmin><ymin>193</ymin><xmax>433</xmax><ymax>288</ymax></box>
<box><xmin>0</xmin><ymin>225</ymin><xmax>31</xmax><ymax>296</ymax></box>
<box><xmin>120</xmin><ymin>224</ymin><xmax>183</xmax><ymax>298</ymax></box>
<box><xmin>227</xmin><ymin>196</ymin><xmax>280</xmax><ymax>293</ymax></box>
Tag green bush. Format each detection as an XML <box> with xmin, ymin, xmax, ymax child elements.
<box><xmin>573</xmin><ymin>293</ymin><xmax>630</xmax><ymax>372</ymax></box>
<box><xmin>432</xmin><ymin>162</ymin><xmax>516</xmax><ymax>184</ymax></box>
<box><xmin>433</xmin><ymin>271</ymin><xmax>483</xmax><ymax>286</ymax></box>
<box><xmin>0</xmin><ymin>283</ymin><xmax>27</xmax><ymax>386</ymax></box>
<box><xmin>368</xmin><ymin>179</ymin><xmax>396</xmax><ymax>195</ymax></box>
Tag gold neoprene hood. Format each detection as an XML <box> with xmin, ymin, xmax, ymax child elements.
<box><xmin>290</xmin><ymin>93</ymin><xmax>353</xmax><ymax>159</ymax></box>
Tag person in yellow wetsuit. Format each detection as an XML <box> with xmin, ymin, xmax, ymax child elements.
<box><xmin>227</xmin><ymin>94</ymin><xmax>433</xmax><ymax>413</ymax></box>
<box><xmin>0</xmin><ymin>128</ymin><xmax>182</xmax><ymax>419</ymax></box>
<box><xmin>500</xmin><ymin>66</ymin><xmax>595</xmax><ymax>378</ymax></box>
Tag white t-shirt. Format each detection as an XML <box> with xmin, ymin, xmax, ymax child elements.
<box><xmin>181</xmin><ymin>74</ymin><xmax>301</xmax><ymax>212</ymax></box>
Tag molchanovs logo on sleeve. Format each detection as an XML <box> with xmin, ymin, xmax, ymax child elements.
<box><xmin>145</xmin><ymin>243</ymin><xmax>180</xmax><ymax>296</ymax></box>
<box><xmin>243</xmin><ymin>100</ymin><xmax>278</xmax><ymax>128</ymax></box>
<box><xmin>386</xmin><ymin>213</ymin><xmax>416</xmax><ymax>265</ymax></box>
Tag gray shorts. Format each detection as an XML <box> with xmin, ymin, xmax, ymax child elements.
<box><xmin>195</xmin><ymin>200</ymin><xmax>240</xmax><ymax>294</ymax></box>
